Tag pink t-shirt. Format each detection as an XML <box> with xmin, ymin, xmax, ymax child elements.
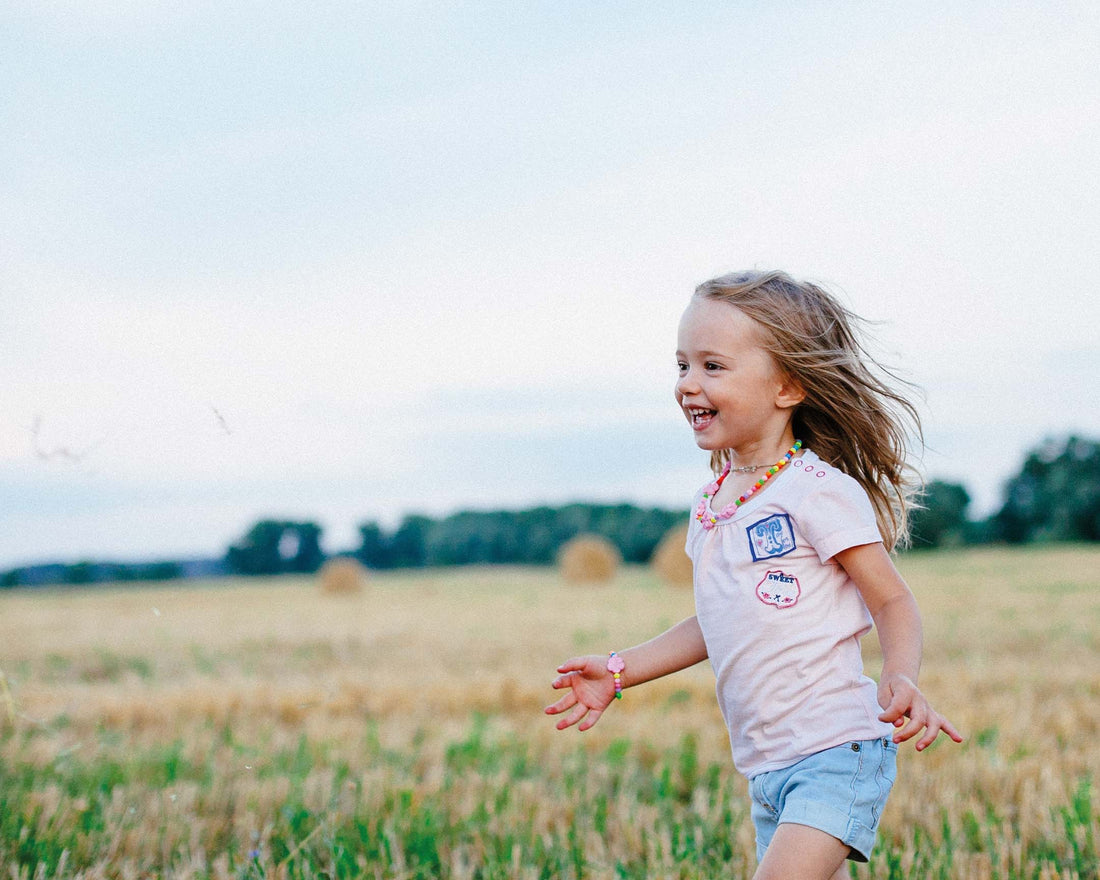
<box><xmin>686</xmin><ymin>448</ymin><xmax>894</xmax><ymax>778</ymax></box>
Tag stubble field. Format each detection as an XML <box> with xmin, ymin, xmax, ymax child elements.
<box><xmin>1</xmin><ymin>546</ymin><xmax>1098</xmax><ymax>879</ymax></box>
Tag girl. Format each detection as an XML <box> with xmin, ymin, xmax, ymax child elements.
<box><xmin>545</xmin><ymin>270</ymin><xmax>962</xmax><ymax>879</ymax></box>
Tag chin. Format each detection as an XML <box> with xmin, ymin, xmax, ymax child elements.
<box><xmin>692</xmin><ymin>434</ymin><xmax>725</xmax><ymax>451</ymax></box>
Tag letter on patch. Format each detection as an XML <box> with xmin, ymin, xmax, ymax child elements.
<box><xmin>746</xmin><ymin>513</ymin><xmax>796</xmax><ymax>561</ymax></box>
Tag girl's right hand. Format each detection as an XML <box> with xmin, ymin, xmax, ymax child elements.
<box><xmin>544</xmin><ymin>655</ymin><xmax>617</xmax><ymax>731</ymax></box>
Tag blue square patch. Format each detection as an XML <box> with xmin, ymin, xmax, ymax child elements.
<box><xmin>746</xmin><ymin>514</ymin><xmax>797</xmax><ymax>561</ymax></box>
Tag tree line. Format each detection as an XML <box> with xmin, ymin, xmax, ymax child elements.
<box><xmin>3</xmin><ymin>434</ymin><xmax>1097</xmax><ymax>587</ymax></box>
<box><xmin>909</xmin><ymin>435</ymin><xmax>1100</xmax><ymax>548</ymax></box>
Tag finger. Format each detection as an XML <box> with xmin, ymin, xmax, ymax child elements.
<box><xmin>556</xmin><ymin>658</ymin><xmax>587</xmax><ymax>674</ymax></box>
<box><xmin>894</xmin><ymin>720</ymin><xmax>922</xmax><ymax>743</ymax></box>
<box><xmin>551</xmin><ymin>672</ymin><xmax>577</xmax><ymax>690</ymax></box>
<box><xmin>544</xmin><ymin>691</ymin><xmax>577</xmax><ymax>716</ymax></box>
<box><xmin>577</xmin><ymin>707</ymin><xmax>604</xmax><ymax>732</ymax></box>
<box><xmin>915</xmin><ymin>712</ymin><xmax>957</xmax><ymax>751</ymax></box>
<box><xmin>895</xmin><ymin>728</ymin><xmax>921</xmax><ymax>745</ymax></box>
<box><xmin>936</xmin><ymin>716</ymin><xmax>964</xmax><ymax>744</ymax></box>
<box><xmin>893</xmin><ymin>710</ymin><xmax>927</xmax><ymax>743</ymax></box>
<box><xmin>877</xmin><ymin>704</ymin><xmax>905</xmax><ymax>724</ymax></box>
<box><xmin>914</xmin><ymin>721</ymin><xmax>942</xmax><ymax>751</ymax></box>
<box><xmin>877</xmin><ymin>692</ymin><xmax>909</xmax><ymax>724</ymax></box>
<box><xmin>913</xmin><ymin>710</ymin><xmax>966</xmax><ymax>750</ymax></box>
<box><xmin>556</xmin><ymin>701</ymin><xmax>589</xmax><ymax>731</ymax></box>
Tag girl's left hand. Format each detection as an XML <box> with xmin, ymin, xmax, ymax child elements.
<box><xmin>878</xmin><ymin>673</ymin><xmax>964</xmax><ymax>751</ymax></box>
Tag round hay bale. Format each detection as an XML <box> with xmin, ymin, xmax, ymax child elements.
<box><xmin>318</xmin><ymin>557</ymin><xmax>368</xmax><ymax>595</ymax></box>
<box><xmin>558</xmin><ymin>534</ymin><xmax>621</xmax><ymax>584</ymax></box>
<box><xmin>651</xmin><ymin>524</ymin><xmax>693</xmax><ymax>588</ymax></box>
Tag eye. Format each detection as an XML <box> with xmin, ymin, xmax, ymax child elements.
<box><xmin>704</xmin><ymin>361</ymin><xmax>722</xmax><ymax>371</ymax></box>
<box><xmin>676</xmin><ymin>361</ymin><xmax>688</xmax><ymax>373</ymax></box>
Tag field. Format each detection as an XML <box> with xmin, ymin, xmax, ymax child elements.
<box><xmin>1</xmin><ymin>546</ymin><xmax>1098</xmax><ymax>879</ymax></box>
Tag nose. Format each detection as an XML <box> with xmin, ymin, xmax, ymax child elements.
<box><xmin>676</xmin><ymin>369</ymin><xmax>699</xmax><ymax>402</ymax></box>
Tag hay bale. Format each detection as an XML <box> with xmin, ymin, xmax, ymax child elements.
<box><xmin>558</xmin><ymin>534</ymin><xmax>621</xmax><ymax>584</ymax></box>
<box><xmin>318</xmin><ymin>557</ymin><xmax>368</xmax><ymax>595</ymax></box>
<box><xmin>651</xmin><ymin>524</ymin><xmax>693</xmax><ymax>588</ymax></box>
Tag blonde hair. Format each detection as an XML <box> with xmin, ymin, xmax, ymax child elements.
<box><xmin>694</xmin><ymin>270</ymin><xmax>922</xmax><ymax>550</ymax></box>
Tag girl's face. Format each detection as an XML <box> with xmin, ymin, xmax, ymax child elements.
<box><xmin>675</xmin><ymin>296</ymin><xmax>803</xmax><ymax>457</ymax></box>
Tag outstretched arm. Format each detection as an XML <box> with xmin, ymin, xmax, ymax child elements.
<box><xmin>836</xmin><ymin>542</ymin><xmax>964</xmax><ymax>751</ymax></box>
<box><xmin>544</xmin><ymin>615</ymin><xmax>708</xmax><ymax>731</ymax></box>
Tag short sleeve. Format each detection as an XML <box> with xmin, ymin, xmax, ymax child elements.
<box><xmin>797</xmin><ymin>473</ymin><xmax>883</xmax><ymax>563</ymax></box>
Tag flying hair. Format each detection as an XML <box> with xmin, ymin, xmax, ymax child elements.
<box><xmin>693</xmin><ymin>270</ymin><xmax>922</xmax><ymax>551</ymax></box>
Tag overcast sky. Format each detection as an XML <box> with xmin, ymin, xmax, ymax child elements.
<box><xmin>4</xmin><ymin>1</ymin><xmax>1099</xmax><ymax>568</ymax></box>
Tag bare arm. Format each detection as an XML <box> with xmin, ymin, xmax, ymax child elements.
<box><xmin>615</xmin><ymin>615</ymin><xmax>709</xmax><ymax>686</ymax></box>
<box><xmin>835</xmin><ymin>542</ymin><xmax>963</xmax><ymax>750</ymax></box>
<box><xmin>545</xmin><ymin>616</ymin><xmax>708</xmax><ymax>731</ymax></box>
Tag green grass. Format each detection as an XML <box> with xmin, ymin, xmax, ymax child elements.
<box><xmin>1</xmin><ymin>720</ymin><xmax>1095</xmax><ymax>879</ymax></box>
<box><xmin>0</xmin><ymin>723</ymin><xmax>747</xmax><ymax>879</ymax></box>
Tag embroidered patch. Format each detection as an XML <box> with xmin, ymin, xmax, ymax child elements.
<box><xmin>755</xmin><ymin>570</ymin><xmax>801</xmax><ymax>609</ymax></box>
<box><xmin>746</xmin><ymin>513</ymin><xmax>796</xmax><ymax>561</ymax></box>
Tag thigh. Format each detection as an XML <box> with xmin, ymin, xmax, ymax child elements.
<box><xmin>751</xmin><ymin>822</ymin><xmax>850</xmax><ymax>880</ymax></box>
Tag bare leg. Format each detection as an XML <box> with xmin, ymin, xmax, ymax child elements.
<box><xmin>752</xmin><ymin>822</ymin><xmax>851</xmax><ymax>880</ymax></box>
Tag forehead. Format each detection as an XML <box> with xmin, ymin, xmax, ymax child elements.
<box><xmin>677</xmin><ymin>296</ymin><xmax>765</xmax><ymax>351</ymax></box>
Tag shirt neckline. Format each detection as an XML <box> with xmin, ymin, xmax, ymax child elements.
<box><xmin>700</xmin><ymin>448</ymin><xmax>816</xmax><ymax>526</ymax></box>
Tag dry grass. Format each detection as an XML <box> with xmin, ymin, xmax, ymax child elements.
<box><xmin>557</xmin><ymin>534</ymin><xmax>621</xmax><ymax>584</ymax></box>
<box><xmin>0</xmin><ymin>545</ymin><xmax>1098</xmax><ymax>878</ymax></box>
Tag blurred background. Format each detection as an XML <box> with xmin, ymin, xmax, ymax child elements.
<box><xmin>4</xmin><ymin>1</ymin><xmax>1099</xmax><ymax>575</ymax></box>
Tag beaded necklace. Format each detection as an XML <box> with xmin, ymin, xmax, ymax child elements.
<box><xmin>695</xmin><ymin>440</ymin><xmax>802</xmax><ymax>530</ymax></box>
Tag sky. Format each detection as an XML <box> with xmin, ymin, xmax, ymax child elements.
<box><xmin>4</xmin><ymin>1</ymin><xmax>1099</xmax><ymax>568</ymax></box>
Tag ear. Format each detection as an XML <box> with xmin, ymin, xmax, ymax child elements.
<box><xmin>775</xmin><ymin>374</ymin><xmax>805</xmax><ymax>410</ymax></box>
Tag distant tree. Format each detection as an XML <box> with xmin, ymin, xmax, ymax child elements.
<box><xmin>0</xmin><ymin>559</ymin><xmax>185</xmax><ymax>588</ymax></box>
<box><xmin>353</xmin><ymin>503</ymin><xmax>688</xmax><ymax>569</ymax></box>
<box><xmin>285</xmin><ymin>522</ymin><xmax>324</xmax><ymax>573</ymax></box>
<box><xmin>0</xmin><ymin>564</ymin><xmax>67</xmax><ymax>588</ymax></box>
<box><xmin>227</xmin><ymin>520</ymin><xmax>283</xmax><ymax>575</ymax></box>
<box><xmin>226</xmin><ymin>520</ymin><xmax>325</xmax><ymax>575</ymax></box>
<box><xmin>65</xmin><ymin>561</ymin><xmax>96</xmax><ymax>584</ymax></box>
<box><xmin>515</xmin><ymin>507</ymin><xmax>559</xmax><ymax>563</ymax></box>
<box><xmin>425</xmin><ymin>510</ymin><xmax>523</xmax><ymax>566</ymax></box>
<box><xmin>388</xmin><ymin>515</ymin><xmax>432</xmax><ymax>568</ymax></box>
<box><xmin>598</xmin><ymin>503</ymin><xmax>683</xmax><ymax>563</ymax></box>
<box><xmin>994</xmin><ymin>435</ymin><xmax>1100</xmax><ymax>543</ymax></box>
<box><xmin>908</xmin><ymin>480</ymin><xmax>972</xmax><ymax>549</ymax></box>
<box><xmin>132</xmin><ymin>561</ymin><xmax>184</xmax><ymax>582</ymax></box>
<box><xmin>356</xmin><ymin>522</ymin><xmax>391</xmax><ymax>568</ymax></box>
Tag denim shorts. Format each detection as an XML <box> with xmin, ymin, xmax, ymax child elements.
<box><xmin>748</xmin><ymin>737</ymin><xmax>898</xmax><ymax>863</ymax></box>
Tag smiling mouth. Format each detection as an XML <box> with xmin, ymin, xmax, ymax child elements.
<box><xmin>686</xmin><ymin>407</ymin><xmax>717</xmax><ymax>429</ymax></box>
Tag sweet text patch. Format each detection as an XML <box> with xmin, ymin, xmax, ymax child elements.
<box><xmin>755</xmin><ymin>570</ymin><xmax>801</xmax><ymax>609</ymax></box>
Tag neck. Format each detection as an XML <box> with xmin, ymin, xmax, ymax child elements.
<box><xmin>727</xmin><ymin>435</ymin><xmax>800</xmax><ymax>470</ymax></box>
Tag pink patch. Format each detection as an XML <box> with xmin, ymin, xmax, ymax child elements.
<box><xmin>755</xmin><ymin>570</ymin><xmax>801</xmax><ymax>609</ymax></box>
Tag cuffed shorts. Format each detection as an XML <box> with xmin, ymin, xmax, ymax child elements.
<box><xmin>748</xmin><ymin>737</ymin><xmax>898</xmax><ymax>863</ymax></box>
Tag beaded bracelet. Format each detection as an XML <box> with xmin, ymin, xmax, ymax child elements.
<box><xmin>607</xmin><ymin>651</ymin><xmax>625</xmax><ymax>700</ymax></box>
